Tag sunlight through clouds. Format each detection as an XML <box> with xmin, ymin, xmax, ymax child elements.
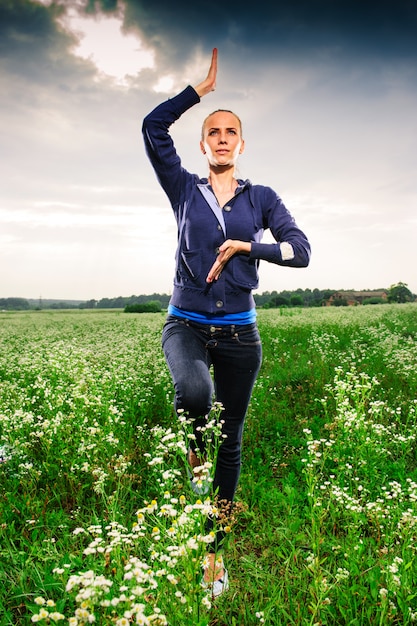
<box><xmin>38</xmin><ymin>0</ymin><xmax>154</xmax><ymax>85</ymax></box>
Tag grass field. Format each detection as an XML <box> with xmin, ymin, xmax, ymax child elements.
<box><xmin>1</xmin><ymin>304</ymin><xmax>417</xmax><ymax>625</ymax></box>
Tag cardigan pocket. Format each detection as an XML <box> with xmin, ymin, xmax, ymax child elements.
<box><xmin>179</xmin><ymin>249</ymin><xmax>202</xmax><ymax>282</ymax></box>
<box><xmin>231</xmin><ymin>255</ymin><xmax>259</xmax><ymax>290</ymax></box>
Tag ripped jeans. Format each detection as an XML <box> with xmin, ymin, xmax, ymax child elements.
<box><xmin>162</xmin><ymin>315</ymin><xmax>262</xmax><ymax>506</ymax></box>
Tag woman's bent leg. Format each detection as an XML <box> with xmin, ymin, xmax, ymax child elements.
<box><xmin>162</xmin><ymin>318</ymin><xmax>213</xmax><ymax>452</ymax></box>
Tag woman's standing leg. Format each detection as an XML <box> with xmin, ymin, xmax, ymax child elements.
<box><xmin>211</xmin><ymin>325</ymin><xmax>262</xmax><ymax>505</ymax></box>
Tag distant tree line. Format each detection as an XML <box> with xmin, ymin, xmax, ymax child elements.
<box><xmin>0</xmin><ymin>284</ymin><xmax>414</xmax><ymax>312</ymax></box>
<box><xmin>0</xmin><ymin>297</ymin><xmax>31</xmax><ymax>311</ymax></box>
<box><xmin>82</xmin><ymin>293</ymin><xmax>171</xmax><ymax>310</ymax></box>
<box><xmin>254</xmin><ymin>288</ymin><xmax>335</xmax><ymax>308</ymax></box>
<box><xmin>256</xmin><ymin>283</ymin><xmax>415</xmax><ymax>307</ymax></box>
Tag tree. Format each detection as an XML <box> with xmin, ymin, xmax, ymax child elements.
<box><xmin>290</xmin><ymin>294</ymin><xmax>304</xmax><ymax>307</ymax></box>
<box><xmin>124</xmin><ymin>301</ymin><xmax>162</xmax><ymax>313</ymax></box>
<box><xmin>388</xmin><ymin>282</ymin><xmax>413</xmax><ymax>303</ymax></box>
<box><xmin>269</xmin><ymin>295</ymin><xmax>290</xmax><ymax>307</ymax></box>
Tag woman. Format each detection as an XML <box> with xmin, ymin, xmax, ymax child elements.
<box><xmin>142</xmin><ymin>48</ymin><xmax>311</xmax><ymax>596</ymax></box>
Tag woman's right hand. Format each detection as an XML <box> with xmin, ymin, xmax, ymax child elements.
<box><xmin>194</xmin><ymin>48</ymin><xmax>217</xmax><ymax>98</ymax></box>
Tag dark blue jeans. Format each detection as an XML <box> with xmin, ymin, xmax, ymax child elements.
<box><xmin>162</xmin><ymin>315</ymin><xmax>262</xmax><ymax>505</ymax></box>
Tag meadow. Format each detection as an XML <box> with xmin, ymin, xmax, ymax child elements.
<box><xmin>0</xmin><ymin>303</ymin><xmax>416</xmax><ymax>625</ymax></box>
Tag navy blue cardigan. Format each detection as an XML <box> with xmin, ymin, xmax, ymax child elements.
<box><xmin>142</xmin><ymin>86</ymin><xmax>311</xmax><ymax>315</ymax></box>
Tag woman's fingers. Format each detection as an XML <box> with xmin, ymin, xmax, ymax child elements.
<box><xmin>195</xmin><ymin>48</ymin><xmax>218</xmax><ymax>97</ymax></box>
<box><xmin>207</xmin><ymin>47</ymin><xmax>218</xmax><ymax>90</ymax></box>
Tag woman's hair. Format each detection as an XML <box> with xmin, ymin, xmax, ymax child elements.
<box><xmin>201</xmin><ymin>109</ymin><xmax>243</xmax><ymax>140</ymax></box>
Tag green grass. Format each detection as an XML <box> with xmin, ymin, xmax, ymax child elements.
<box><xmin>0</xmin><ymin>304</ymin><xmax>417</xmax><ymax>625</ymax></box>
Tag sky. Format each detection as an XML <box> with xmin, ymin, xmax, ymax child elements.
<box><xmin>1</xmin><ymin>0</ymin><xmax>416</xmax><ymax>300</ymax></box>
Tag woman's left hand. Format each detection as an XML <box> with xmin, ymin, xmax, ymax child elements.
<box><xmin>206</xmin><ymin>239</ymin><xmax>251</xmax><ymax>283</ymax></box>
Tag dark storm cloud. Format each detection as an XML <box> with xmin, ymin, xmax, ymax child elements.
<box><xmin>0</xmin><ymin>0</ymin><xmax>101</xmax><ymax>93</ymax></box>
<box><xmin>2</xmin><ymin>0</ymin><xmax>416</xmax><ymax>85</ymax></box>
<box><xmin>0</xmin><ymin>1</ymin><xmax>67</xmax><ymax>73</ymax></box>
<box><xmin>0</xmin><ymin>0</ymin><xmax>130</xmax><ymax>182</ymax></box>
<box><xmin>121</xmin><ymin>0</ymin><xmax>417</xmax><ymax>61</ymax></box>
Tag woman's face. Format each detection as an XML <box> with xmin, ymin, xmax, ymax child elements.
<box><xmin>200</xmin><ymin>111</ymin><xmax>244</xmax><ymax>168</ymax></box>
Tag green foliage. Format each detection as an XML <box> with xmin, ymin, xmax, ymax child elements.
<box><xmin>98</xmin><ymin>293</ymin><xmax>171</xmax><ymax>310</ymax></box>
<box><xmin>0</xmin><ymin>297</ymin><xmax>31</xmax><ymax>310</ymax></box>
<box><xmin>289</xmin><ymin>294</ymin><xmax>303</xmax><ymax>307</ymax></box>
<box><xmin>332</xmin><ymin>296</ymin><xmax>348</xmax><ymax>306</ymax></box>
<box><xmin>388</xmin><ymin>282</ymin><xmax>414</xmax><ymax>303</ymax></box>
<box><xmin>0</xmin><ymin>305</ymin><xmax>417</xmax><ymax>624</ymax></box>
<box><xmin>362</xmin><ymin>296</ymin><xmax>385</xmax><ymax>305</ymax></box>
<box><xmin>124</xmin><ymin>300</ymin><xmax>162</xmax><ymax>313</ymax></box>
